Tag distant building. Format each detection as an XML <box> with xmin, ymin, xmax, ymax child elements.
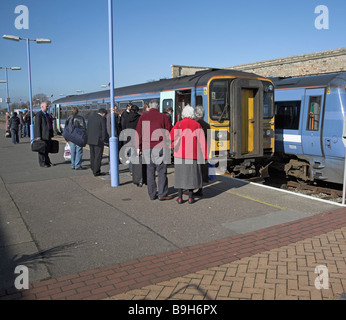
<box><xmin>171</xmin><ymin>47</ymin><xmax>346</xmax><ymax>78</ymax></box>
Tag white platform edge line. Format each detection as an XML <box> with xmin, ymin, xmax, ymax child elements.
<box><xmin>217</xmin><ymin>173</ymin><xmax>346</xmax><ymax>208</ymax></box>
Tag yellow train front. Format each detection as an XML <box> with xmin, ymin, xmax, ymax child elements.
<box><xmin>206</xmin><ymin>73</ymin><xmax>275</xmax><ymax>177</ymax></box>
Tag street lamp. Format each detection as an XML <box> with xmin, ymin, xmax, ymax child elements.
<box><xmin>3</xmin><ymin>35</ymin><xmax>51</xmax><ymax>143</ymax></box>
<box><xmin>0</xmin><ymin>66</ymin><xmax>21</xmax><ymax>112</ymax></box>
<box><xmin>108</xmin><ymin>0</ymin><xmax>119</xmax><ymax>187</ymax></box>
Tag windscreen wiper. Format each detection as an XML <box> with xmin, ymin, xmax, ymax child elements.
<box><xmin>218</xmin><ymin>105</ymin><xmax>228</xmax><ymax>122</ymax></box>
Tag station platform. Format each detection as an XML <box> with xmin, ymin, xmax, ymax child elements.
<box><xmin>0</xmin><ymin>129</ymin><xmax>345</xmax><ymax>301</ymax></box>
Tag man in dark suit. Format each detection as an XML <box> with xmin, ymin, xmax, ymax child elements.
<box><xmin>34</xmin><ymin>102</ymin><xmax>54</xmax><ymax>167</ymax></box>
<box><xmin>87</xmin><ymin>108</ymin><xmax>107</xmax><ymax>176</ymax></box>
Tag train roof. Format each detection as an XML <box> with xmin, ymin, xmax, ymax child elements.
<box><xmin>53</xmin><ymin>68</ymin><xmax>268</xmax><ymax>104</ymax></box>
<box><xmin>271</xmin><ymin>72</ymin><xmax>346</xmax><ymax>89</ymax></box>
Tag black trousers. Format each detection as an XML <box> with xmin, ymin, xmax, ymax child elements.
<box><xmin>38</xmin><ymin>140</ymin><xmax>51</xmax><ymax>166</ymax></box>
<box><xmin>89</xmin><ymin>143</ymin><xmax>104</xmax><ymax>175</ymax></box>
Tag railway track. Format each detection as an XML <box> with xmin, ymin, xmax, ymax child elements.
<box><xmin>221</xmin><ymin>170</ymin><xmax>344</xmax><ymax>204</ymax></box>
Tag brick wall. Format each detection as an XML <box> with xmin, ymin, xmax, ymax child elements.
<box><xmin>171</xmin><ymin>47</ymin><xmax>346</xmax><ymax>78</ymax></box>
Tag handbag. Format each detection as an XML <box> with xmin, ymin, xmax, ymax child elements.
<box><xmin>63</xmin><ymin>117</ymin><xmax>87</xmax><ymax>147</ymax></box>
<box><xmin>31</xmin><ymin>139</ymin><xmax>47</xmax><ymax>153</ymax></box>
<box><xmin>64</xmin><ymin>143</ymin><xmax>71</xmax><ymax>161</ymax></box>
<box><xmin>208</xmin><ymin>162</ymin><xmax>216</xmax><ymax>181</ymax></box>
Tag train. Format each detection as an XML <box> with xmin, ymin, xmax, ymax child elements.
<box><xmin>51</xmin><ymin>69</ymin><xmax>276</xmax><ymax>177</ymax></box>
<box><xmin>271</xmin><ymin>72</ymin><xmax>346</xmax><ymax>185</ymax></box>
<box><xmin>50</xmin><ymin>69</ymin><xmax>346</xmax><ymax>186</ymax></box>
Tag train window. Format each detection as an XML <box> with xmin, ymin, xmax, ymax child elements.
<box><xmin>307</xmin><ymin>96</ymin><xmax>321</xmax><ymax>131</ymax></box>
<box><xmin>210</xmin><ymin>80</ymin><xmax>229</xmax><ymax>121</ymax></box>
<box><xmin>162</xmin><ymin>99</ymin><xmax>173</xmax><ymax>109</ymax></box>
<box><xmin>275</xmin><ymin>101</ymin><xmax>301</xmax><ymax>130</ymax></box>
<box><xmin>264</xmin><ymin>92</ymin><xmax>274</xmax><ymax>119</ymax></box>
<box><xmin>131</xmin><ymin>100</ymin><xmax>143</xmax><ymax>109</ymax></box>
<box><xmin>119</xmin><ymin>102</ymin><xmax>129</xmax><ymax>110</ymax></box>
<box><xmin>196</xmin><ymin>95</ymin><xmax>203</xmax><ymax>107</ymax></box>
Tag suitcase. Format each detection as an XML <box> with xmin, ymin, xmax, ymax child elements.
<box><xmin>31</xmin><ymin>139</ymin><xmax>47</xmax><ymax>153</ymax></box>
<box><xmin>48</xmin><ymin>140</ymin><xmax>59</xmax><ymax>154</ymax></box>
<box><xmin>132</xmin><ymin>155</ymin><xmax>147</xmax><ymax>187</ymax></box>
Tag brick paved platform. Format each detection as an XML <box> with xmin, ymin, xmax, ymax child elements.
<box><xmin>1</xmin><ymin>206</ymin><xmax>345</xmax><ymax>300</ymax></box>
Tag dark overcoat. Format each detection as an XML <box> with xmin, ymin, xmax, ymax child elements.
<box><xmin>87</xmin><ymin>112</ymin><xmax>107</xmax><ymax>146</ymax></box>
<box><xmin>34</xmin><ymin>111</ymin><xmax>54</xmax><ymax>141</ymax></box>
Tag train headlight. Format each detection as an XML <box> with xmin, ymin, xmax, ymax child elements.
<box><xmin>216</xmin><ymin>131</ymin><xmax>223</xmax><ymax>139</ymax></box>
<box><xmin>263</xmin><ymin>129</ymin><xmax>273</xmax><ymax>137</ymax></box>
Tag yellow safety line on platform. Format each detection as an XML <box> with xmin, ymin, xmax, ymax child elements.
<box><xmin>206</xmin><ymin>181</ymin><xmax>286</xmax><ymax>210</ymax></box>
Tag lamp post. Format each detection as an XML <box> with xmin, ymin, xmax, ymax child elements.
<box><xmin>2</xmin><ymin>35</ymin><xmax>51</xmax><ymax>143</ymax></box>
<box><xmin>0</xmin><ymin>66</ymin><xmax>21</xmax><ymax>112</ymax></box>
<box><xmin>108</xmin><ymin>0</ymin><xmax>119</xmax><ymax>187</ymax></box>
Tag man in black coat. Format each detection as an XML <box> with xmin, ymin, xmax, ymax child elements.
<box><xmin>34</xmin><ymin>102</ymin><xmax>54</xmax><ymax>167</ymax></box>
<box><xmin>87</xmin><ymin>108</ymin><xmax>107</xmax><ymax>176</ymax></box>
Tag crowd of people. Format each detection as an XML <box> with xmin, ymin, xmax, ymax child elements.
<box><xmin>5</xmin><ymin>109</ymin><xmax>31</xmax><ymax>144</ymax></box>
<box><xmin>7</xmin><ymin>100</ymin><xmax>211</xmax><ymax>204</ymax></box>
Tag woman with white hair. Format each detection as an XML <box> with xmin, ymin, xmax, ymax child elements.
<box><xmin>170</xmin><ymin>105</ymin><xmax>207</xmax><ymax>204</ymax></box>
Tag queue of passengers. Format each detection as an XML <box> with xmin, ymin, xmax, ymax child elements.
<box><xmin>31</xmin><ymin>100</ymin><xmax>210</xmax><ymax>204</ymax></box>
<box><xmin>5</xmin><ymin>110</ymin><xmax>31</xmax><ymax>143</ymax></box>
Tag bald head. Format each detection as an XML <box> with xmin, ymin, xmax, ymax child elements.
<box><xmin>41</xmin><ymin>102</ymin><xmax>49</xmax><ymax>112</ymax></box>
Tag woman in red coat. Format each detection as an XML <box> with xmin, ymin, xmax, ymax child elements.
<box><xmin>170</xmin><ymin>105</ymin><xmax>207</xmax><ymax>204</ymax></box>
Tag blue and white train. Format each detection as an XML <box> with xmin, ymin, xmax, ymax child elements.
<box><xmin>272</xmin><ymin>72</ymin><xmax>346</xmax><ymax>185</ymax></box>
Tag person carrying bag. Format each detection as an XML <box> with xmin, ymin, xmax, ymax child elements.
<box><xmin>63</xmin><ymin>107</ymin><xmax>87</xmax><ymax>170</ymax></box>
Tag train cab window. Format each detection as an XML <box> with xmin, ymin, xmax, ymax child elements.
<box><xmin>307</xmin><ymin>96</ymin><xmax>322</xmax><ymax>131</ymax></box>
<box><xmin>210</xmin><ymin>80</ymin><xmax>229</xmax><ymax>121</ymax></box>
<box><xmin>275</xmin><ymin>101</ymin><xmax>301</xmax><ymax>130</ymax></box>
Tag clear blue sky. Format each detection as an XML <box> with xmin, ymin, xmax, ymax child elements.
<box><xmin>0</xmin><ymin>0</ymin><xmax>345</xmax><ymax>108</ymax></box>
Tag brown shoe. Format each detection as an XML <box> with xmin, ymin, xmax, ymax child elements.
<box><xmin>159</xmin><ymin>196</ymin><xmax>173</xmax><ymax>201</ymax></box>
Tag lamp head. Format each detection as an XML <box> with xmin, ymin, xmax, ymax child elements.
<box><xmin>2</xmin><ymin>35</ymin><xmax>20</xmax><ymax>41</ymax></box>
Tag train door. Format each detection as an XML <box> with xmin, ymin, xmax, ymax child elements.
<box><xmin>231</xmin><ymin>79</ymin><xmax>263</xmax><ymax>158</ymax></box>
<box><xmin>54</xmin><ymin>104</ymin><xmax>61</xmax><ymax>134</ymax></box>
<box><xmin>160</xmin><ymin>91</ymin><xmax>175</xmax><ymax>124</ymax></box>
<box><xmin>175</xmin><ymin>90</ymin><xmax>191</xmax><ymax>123</ymax></box>
<box><xmin>160</xmin><ymin>90</ymin><xmax>191</xmax><ymax>125</ymax></box>
<box><xmin>301</xmin><ymin>88</ymin><xmax>325</xmax><ymax>156</ymax></box>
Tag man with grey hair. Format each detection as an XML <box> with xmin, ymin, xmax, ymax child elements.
<box><xmin>34</xmin><ymin>102</ymin><xmax>54</xmax><ymax>167</ymax></box>
<box><xmin>136</xmin><ymin>99</ymin><xmax>173</xmax><ymax>200</ymax></box>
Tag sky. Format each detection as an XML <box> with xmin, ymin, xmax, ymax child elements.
<box><xmin>0</xmin><ymin>0</ymin><xmax>345</xmax><ymax>109</ymax></box>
